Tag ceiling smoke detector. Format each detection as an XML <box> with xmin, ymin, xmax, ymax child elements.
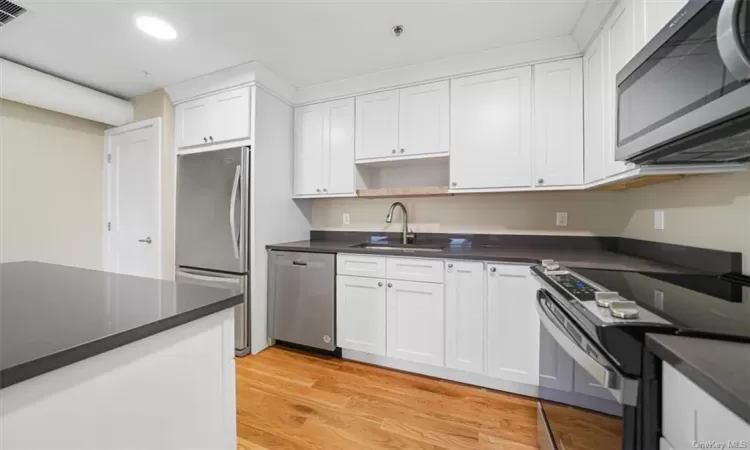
<box><xmin>391</xmin><ymin>25</ymin><xmax>404</xmax><ymax>37</ymax></box>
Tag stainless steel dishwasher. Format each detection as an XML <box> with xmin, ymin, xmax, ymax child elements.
<box><xmin>268</xmin><ymin>251</ymin><xmax>335</xmax><ymax>351</ymax></box>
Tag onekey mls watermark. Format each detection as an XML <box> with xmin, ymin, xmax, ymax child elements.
<box><xmin>692</xmin><ymin>441</ymin><xmax>748</xmax><ymax>449</ymax></box>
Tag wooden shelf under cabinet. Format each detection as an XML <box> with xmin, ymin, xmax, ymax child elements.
<box><xmin>356</xmin><ymin>186</ymin><xmax>452</xmax><ymax>199</ymax></box>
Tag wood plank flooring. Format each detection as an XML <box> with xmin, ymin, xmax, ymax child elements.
<box><xmin>235</xmin><ymin>346</ymin><xmax>620</xmax><ymax>450</ymax></box>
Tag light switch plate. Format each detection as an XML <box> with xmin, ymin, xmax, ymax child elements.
<box><xmin>654</xmin><ymin>210</ymin><xmax>665</xmax><ymax>230</ymax></box>
<box><xmin>342</xmin><ymin>213</ymin><xmax>350</xmax><ymax>225</ymax></box>
<box><xmin>556</xmin><ymin>212</ymin><xmax>568</xmax><ymax>227</ymax></box>
<box><xmin>654</xmin><ymin>289</ymin><xmax>664</xmax><ymax>309</ymax></box>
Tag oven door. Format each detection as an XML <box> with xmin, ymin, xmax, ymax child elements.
<box><xmin>536</xmin><ymin>289</ymin><xmax>639</xmax><ymax>450</ymax></box>
<box><xmin>616</xmin><ymin>0</ymin><xmax>750</xmax><ymax>163</ymax></box>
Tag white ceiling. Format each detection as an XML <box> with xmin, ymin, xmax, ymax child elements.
<box><xmin>1</xmin><ymin>0</ymin><xmax>587</xmax><ymax>99</ymax></box>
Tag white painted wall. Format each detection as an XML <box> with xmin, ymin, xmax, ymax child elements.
<box><xmin>0</xmin><ymin>99</ymin><xmax>107</xmax><ymax>269</ymax></box>
<box><xmin>251</xmin><ymin>87</ymin><xmax>312</xmax><ymax>354</ymax></box>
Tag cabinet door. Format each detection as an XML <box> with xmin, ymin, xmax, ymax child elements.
<box><xmin>539</xmin><ymin>327</ymin><xmax>575</xmax><ymax>392</ymax></box>
<box><xmin>584</xmin><ymin>34</ymin><xmax>607</xmax><ymax>184</ymax></box>
<box><xmin>604</xmin><ymin>0</ymin><xmax>635</xmax><ymax>177</ymax></box>
<box><xmin>533</xmin><ymin>59</ymin><xmax>584</xmax><ymax>187</ymax></box>
<box><xmin>445</xmin><ymin>261</ymin><xmax>485</xmax><ymax>374</ymax></box>
<box><xmin>486</xmin><ymin>264</ymin><xmax>540</xmax><ymax>385</ymax></box>
<box><xmin>176</xmin><ymin>97</ymin><xmax>211</xmax><ymax>148</ymax></box>
<box><xmin>398</xmin><ymin>81</ymin><xmax>450</xmax><ymax>157</ymax></box>
<box><xmin>573</xmin><ymin>363</ymin><xmax>616</xmax><ymax>400</ymax></box>
<box><xmin>355</xmin><ymin>90</ymin><xmax>399</xmax><ymax>160</ymax></box>
<box><xmin>293</xmin><ymin>104</ymin><xmax>326</xmax><ymax>196</ymax></box>
<box><xmin>336</xmin><ymin>275</ymin><xmax>386</xmax><ymax>355</ymax></box>
<box><xmin>450</xmin><ymin>67</ymin><xmax>532</xmax><ymax>190</ymax></box>
<box><xmin>210</xmin><ymin>87</ymin><xmax>251</xmax><ymax>144</ymax></box>
<box><xmin>325</xmin><ymin>98</ymin><xmax>355</xmax><ymax>195</ymax></box>
<box><xmin>386</xmin><ymin>280</ymin><xmax>444</xmax><ymax>367</ymax></box>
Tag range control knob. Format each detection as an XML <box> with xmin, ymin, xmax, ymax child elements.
<box><xmin>595</xmin><ymin>291</ymin><xmax>620</xmax><ymax>308</ymax></box>
<box><xmin>541</xmin><ymin>259</ymin><xmax>560</xmax><ymax>271</ymax></box>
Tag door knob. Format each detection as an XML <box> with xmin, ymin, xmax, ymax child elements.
<box><xmin>378</xmin><ymin>282</ymin><xmax>383</xmax><ymax>287</ymax></box>
<box><xmin>490</xmin><ymin>267</ymin><xmax>496</xmax><ymax>273</ymax></box>
<box><xmin>387</xmin><ymin>283</ymin><xmax>393</xmax><ymax>288</ymax></box>
<box><xmin>138</xmin><ymin>237</ymin><xmax>152</xmax><ymax>244</ymax></box>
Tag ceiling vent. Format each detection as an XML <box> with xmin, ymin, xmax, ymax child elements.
<box><xmin>0</xmin><ymin>0</ymin><xmax>26</xmax><ymax>27</ymax></box>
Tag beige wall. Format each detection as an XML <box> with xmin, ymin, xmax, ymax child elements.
<box><xmin>312</xmin><ymin>172</ymin><xmax>750</xmax><ymax>273</ymax></box>
<box><xmin>0</xmin><ymin>99</ymin><xmax>107</xmax><ymax>269</ymax></box>
<box><xmin>312</xmin><ymin>191</ymin><xmax>627</xmax><ymax>236</ymax></box>
<box><xmin>132</xmin><ymin>89</ymin><xmax>176</xmax><ymax>279</ymax></box>
<box><xmin>621</xmin><ymin>172</ymin><xmax>750</xmax><ymax>273</ymax></box>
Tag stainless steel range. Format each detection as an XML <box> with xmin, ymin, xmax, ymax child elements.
<box><xmin>531</xmin><ymin>260</ymin><xmax>750</xmax><ymax>450</ymax></box>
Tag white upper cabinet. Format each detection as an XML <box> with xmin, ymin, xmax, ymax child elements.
<box><xmin>210</xmin><ymin>87</ymin><xmax>251</xmax><ymax>143</ymax></box>
<box><xmin>532</xmin><ymin>59</ymin><xmax>584</xmax><ymax>187</ymax></box>
<box><xmin>398</xmin><ymin>81</ymin><xmax>450</xmax><ymax>157</ymax></box>
<box><xmin>444</xmin><ymin>261</ymin><xmax>485</xmax><ymax>374</ymax></box>
<box><xmin>485</xmin><ymin>264</ymin><xmax>540</xmax><ymax>385</ymax></box>
<box><xmin>355</xmin><ymin>82</ymin><xmax>450</xmax><ymax>161</ymax></box>
<box><xmin>175</xmin><ymin>87</ymin><xmax>251</xmax><ymax>149</ymax></box>
<box><xmin>355</xmin><ymin>90</ymin><xmax>399</xmax><ymax>160</ymax></box>
<box><xmin>386</xmin><ymin>279</ymin><xmax>445</xmax><ymax>367</ymax></box>
<box><xmin>450</xmin><ymin>67</ymin><xmax>532</xmax><ymax>190</ymax></box>
<box><xmin>584</xmin><ymin>34</ymin><xmax>608</xmax><ymax>184</ymax></box>
<box><xmin>294</xmin><ymin>98</ymin><xmax>355</xmax><ymax>197</ymax></box>
<box><xmin>325</xmin><ymin>99</ymin><xmax>356</xmax><ymax>194</ymax></box>
<box><xmin>336</xmin><ymin>275</ymin><xmax>386</xmax><ymax>356</ymax></box>
<box><xmin>604</xmin><ymin>0</ymin><xmax>636</xmax><ymax>177</ymax></box>
<box><xmin>293</xmin><ymin>104</ymin><xmax>326</xmax><ymax>196</ymax></box>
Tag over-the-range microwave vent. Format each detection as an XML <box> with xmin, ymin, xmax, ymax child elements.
<box><xmin>0</xmin><ymin>0</ymin><xmax>26</xmax><ymax>27</ymax></box>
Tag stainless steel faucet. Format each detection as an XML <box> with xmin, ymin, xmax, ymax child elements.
<box><xmin>385</xmin><ymin>201</ymin><xmax>413</xmax><ymax>244</ymax></box>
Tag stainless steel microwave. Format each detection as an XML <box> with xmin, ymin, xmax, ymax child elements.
<box><xmin>616</xmin><ymin>0</ymin><xmax>750</xmax><ymax>165</ymax></box>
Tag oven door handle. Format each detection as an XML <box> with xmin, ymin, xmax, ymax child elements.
<box><xmin>537</xmin><ymin>296</ymin><xmax>616</xmax><ymax>388</ymax></box>
<box><xmin>536</xmin><ymin>293</ymin><xmax>639</xmax><ymax>406</ymax></box>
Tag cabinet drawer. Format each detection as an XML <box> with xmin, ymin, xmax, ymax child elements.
<box><xmin>387</xmin><ymin>257</ymin><xmax>444</xmax><ymax>283</ymax></box>
<box><xmin>487</xmin><ymin>263</ymin><xmax>531</xmax><ymax>277</ymax></box>
<box><xmin>337</xmin><ymin>254</ymin><xmax>386</xmax><ymax>278</ymax></box>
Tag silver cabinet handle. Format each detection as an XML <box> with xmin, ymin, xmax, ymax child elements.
<box><xmin>316</xmin><ymin>188</ymin><xmax>321</xmax><ymax>193</ymax></box>
<box><xmin>392</xmin><ymin>149</ymin><xmax>396</xmax><ymax>154</ymax></box>
<box><xmin>490</xmin><ymin>267</ymin><xmax>496</xmax><ymax>272</ymax></box>
<box><xmin>451</xmin><ymin>182</ymin><xmax>457</xmax><ymax>187</ymax></box>
<box><xmin>447</xmin><ymin>263</ymin><xmax>453</xmax><ymax>268</ymax></box>
<box><xmin>203</xmin><ymin>137</ymin><xmax>208</xmax><ymax>143</ymax></box>
<box><xmin>323</xmin><ymin>188</ymin><xmax>328</xmax><ymax>192</ymax></box>
<box><xmin>538</xmin><ymin>178</ymin><xmax>544</xmax><ymax>185</ymax></box>
<box><xmin>138</xmin><ymin>237</ymin><xmax>152</xmax><ymax>244</ymax></box>
<box><xmin>378</xmin><ymin>282</ymin><xmax>383</xmax><ymax>287</ymax></box>
<box><xmin>209</xmin><ymin>136</ymin><xmax>214</xmax><ymax>142</ymax></box>
<box><xmin>718</xmin><ymin>0</ymin><xmax>750</xmax><ymax>80</ymax></box>
<box><xmin>229</xmin><ymin>165</ymin><xmax>241</xmax><ymax>260</ymax></box>
<box><xmin>400</xmin><ymin>148</ymin><xmax>405</xmax><ymax>153</ymax></box>
<box><xmin>387</xmin><ymin>283</ymin><xmax>393</xmax><ymax>288</ymax></box>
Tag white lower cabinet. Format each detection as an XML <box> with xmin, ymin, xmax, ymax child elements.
<box><xmin>336</xmin><ymin>275</ymin><xmax>386</xmax><ymax>356</ymax></box>
<box><xmin>486</xmin><ymin>264</ymin><xmax>540</xmax><ymax>385</ymax></box>
<box><xmin>445</xmin><ymin>261</ymin><xmax>486</xmax><ymax>374</ymax></box>
<box><xmin>386</xmin><ymin>279</ymin><xmax>445</xmax><ymax>367</ymax></box>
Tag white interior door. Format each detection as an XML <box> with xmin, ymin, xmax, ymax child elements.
<box><xmin>105</xmin><ymin>118</ymin><xmax>162</xmax><ymax>279</ymax></box>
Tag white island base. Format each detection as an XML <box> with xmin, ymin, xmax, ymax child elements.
<box><xmin>0</xmin><ymin>309</ymin><xmax>237</xmax><ymax>450</ymax></box>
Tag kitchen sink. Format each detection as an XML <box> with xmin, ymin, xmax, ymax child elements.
<box><xmin>349</xmin><ymin>243</ymin><xmax>446</xmax><ymax>252</ymax></box>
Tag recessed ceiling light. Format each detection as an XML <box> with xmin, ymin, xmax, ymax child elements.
<box><xmin>135</xmin><ymin>16</ymin><xmax>177</xmax><ymax>40</ymax></box>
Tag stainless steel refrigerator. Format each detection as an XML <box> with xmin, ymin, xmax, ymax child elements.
<box><xmin>175</xmin><ymin>146</ymin><xmax>251</xmax><ymax>355</ymax></box>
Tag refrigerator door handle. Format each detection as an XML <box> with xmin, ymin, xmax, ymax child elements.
<box><xmin>229</xmin><ymin>164</ymin><xmax>241</xmax><ymax>260</ymax></box>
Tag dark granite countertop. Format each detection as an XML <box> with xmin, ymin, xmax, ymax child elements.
<box><xmin>647</xmin><ymin>334</ymin><xmax>750</xmax><ymax>424</ymax></box>
<box><xmin>266</xmin><ymin>239</ymin><xmax>699</xmax><ymax>273</ymax></box>
<box><xmin>0</xmin><ymin>261</ymin><xmax>243</xmax><ymax>389</ymax></box>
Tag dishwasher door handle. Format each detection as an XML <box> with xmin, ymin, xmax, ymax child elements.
<box><xmin>292</xmin><ymin>261</ymin><xmax>308</xmax><ymax>266</ymax></box>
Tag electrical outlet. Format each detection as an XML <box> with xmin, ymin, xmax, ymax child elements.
<box><xmin>342</xmin><ymin>213</ymin><xmax>350</xmax><ymax>225</ymax></box>
<box><xmin>654</xmin><ymin>210</ymin><xmax>665</xmax><ymax>230</ymax></box>
<box><xmin>654</xmin><ymin>289</ymin><xmax>664</xmax><ymax>310</ymax></box>
<box><xmin>556</xmin><ymin>212</ymin><xmax>568</xmax><ymax>227</ymax></box>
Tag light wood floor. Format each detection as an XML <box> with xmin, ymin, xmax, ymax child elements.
<box><xmin>235</xmin><ymin>346</ymin><xmax>620</xmax><ymax>449</ymax></box>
